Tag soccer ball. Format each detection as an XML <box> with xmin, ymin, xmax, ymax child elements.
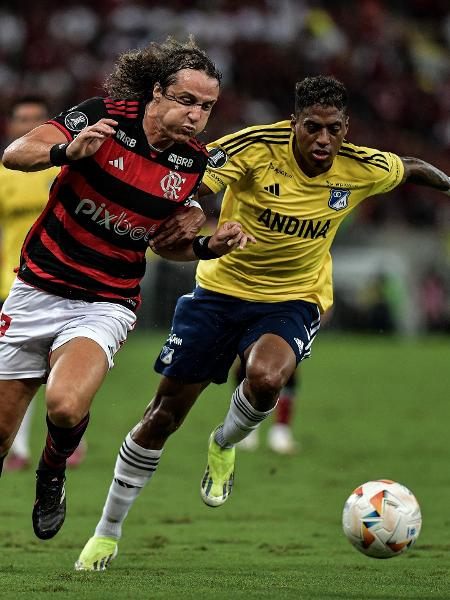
<box><xmin>342</xmin><ymin>479</ymin><xmax>422</xmax><ymax>559</ymax></box>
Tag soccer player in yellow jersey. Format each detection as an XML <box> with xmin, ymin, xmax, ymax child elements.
<box><xmin>0</xmin><ymin>97</ymin><xmax>59</xmax><ymax>301</ymax></box>
<box><xmin>0</xmin><ymin>97</ymin><xmax>62</xmax><ymax>471</ymax></box>
<box><xmin>76</xmin><ymin>75</ymin><xmax>450</xmax><ymax>570</ymax></box>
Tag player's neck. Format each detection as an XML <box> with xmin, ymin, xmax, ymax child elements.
<box><xmin>143</xmin><ymin>129</ymin><xmax>174</xmax><ymax>153</ymax></box>
<box><xmin>143</xmin><ymin>104</ymin><xmax>175</xmax><ymax>153</ymax></box>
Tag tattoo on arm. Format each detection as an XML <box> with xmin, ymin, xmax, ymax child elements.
<box><xmin>401</xmin><ymin>157</ymin><xmax>450</xmax><ymax>193</ymax></box>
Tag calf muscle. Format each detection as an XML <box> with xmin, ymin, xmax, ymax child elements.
<box><xmin>0</xmin><ymin>378</ymin><xmax>42</xmax><ymax>455</ymax></box>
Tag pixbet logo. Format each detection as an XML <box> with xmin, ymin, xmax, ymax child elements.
<box><xmin>75</xmin><ymin>198</ymin><xmax>157</xmax><ymax>241</ymax></box>
<box><xmin>160</xmin><ymin>171</ymin><xmax>186</xmax><ymax>200</ymax></box>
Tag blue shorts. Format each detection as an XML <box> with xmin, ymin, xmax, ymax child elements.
<box><xmin>154</xmin><ymin>286</ymin><xmax>320</xmax><ymax>384</ymax></box>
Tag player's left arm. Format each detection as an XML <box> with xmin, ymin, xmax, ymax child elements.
<box><xmin>151</xmin><ymin>221</ymin><xmax>256</xmax><ymax>262</ymax></box>
<box><xmin>401</xmin><ymin>157</ymin><xmax>450</xmax><ymax>195</ymax></box>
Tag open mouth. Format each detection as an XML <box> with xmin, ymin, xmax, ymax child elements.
<box><xmin>312</xmin><ymin>150</ymin><xmax>330</xmax><ymax>161</ymax></box>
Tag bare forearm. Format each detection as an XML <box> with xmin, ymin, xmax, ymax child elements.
<box><xmin>401</xmin><ymin>157</ymin><xmax>450</xmax><ymax>194</ymax></box>
<box><xmin>152</xmin><ymin>222</ymin><xmax>255</xmax><ymax>262</ymax></box>
<box><xmin>2</xmin><ymin>137</ymin><xmax>55</xmax><ymax>172</ymax></box>
<box><xmin>152</xmin><ymin>242</ymin><xmax>196</xmax><ymax>262</ymax></box>
<box><xmin>2</xmin><ymin>124</ymin><xmax>67</xmax><ymax>172</ymax></box>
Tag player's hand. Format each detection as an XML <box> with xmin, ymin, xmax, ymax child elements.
<box><xmin>66</xmin><ymin>118</ymin><xmax>118</xmax><ymax>160</ymax></box>
<box><xmin>208</xmin><ymin>221</ymin><xmax>256</xmax><ymax>256</ymax></box>
<box><xmin>149</xmin><ymin>207</ymin><xmax>206</xmax><ymax>251</ymax></box>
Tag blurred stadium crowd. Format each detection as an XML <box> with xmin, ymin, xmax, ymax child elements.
<box><xmin>0</xmin><ymin>0</ymin><xmax>449</xmax><ymax>331</ymax></box>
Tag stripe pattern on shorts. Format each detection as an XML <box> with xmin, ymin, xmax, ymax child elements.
<box><xmin>302</xmin><ymin>307</ymin><xmax>321</xmax><ymax>360</ymax></box>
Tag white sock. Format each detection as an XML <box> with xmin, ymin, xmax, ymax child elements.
<box><xmin>216</xmin><ymin>382</ymin><xmax>276</xmax><ymax>448</ymax></box>
<box><xmin>10</xmin><ymin>399</ymin><xmax>35</xmax><ymax>458</ymax></box>
<box><xmin>94</xmin><ymin>432</ymin><xmax>162</xmax><ymax>540</ymax></box>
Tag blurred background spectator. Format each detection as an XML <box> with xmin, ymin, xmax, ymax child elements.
<box><xmin>1</xmin><ymin>0</ymin><xmax>449</xmax><ymax>333</ymax></box>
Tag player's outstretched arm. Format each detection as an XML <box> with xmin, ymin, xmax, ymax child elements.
<box><xmin>151</xmin><ymin>221</ymin><xmax>256</xmax><ymax>262</ymax></box>
<box><xmin>2</xmin><ymin>118</ymin><xmax>118</xmax><ymax>172</ymax></box>
<box><xmin>401</xmin><ymin>157</ymin><xmax>450</xmax><ymax>195</ymax></box>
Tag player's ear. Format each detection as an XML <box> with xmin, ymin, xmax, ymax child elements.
<box><xmin>152</xmin><ymin>82</ymin><xmax>163</xmax><ymax>102</ymax></box>
<box><xmin>290</xmin><ymin>114</ymin><xmax>297</xmax><ymax>130</ymax></box>
<box><xmin>344</xmin><ymin>116</ymin><xmax>349</xmax><ymax>135</ymax></box>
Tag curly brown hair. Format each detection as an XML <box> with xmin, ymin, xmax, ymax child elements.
<box><xmin>105</xmin><ymin>36</ymin><xmax>222</xmax><ymax>102</ymax></box>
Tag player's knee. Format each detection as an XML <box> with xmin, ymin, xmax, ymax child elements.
<box><xmin>246</xmin><ymin>363</ymin><xmax>285</xmax><ymax>402</ymax></box>
<box><xmin>46</xmin><ymin>391</ymin><xmax>84</xmax><ymax>427</ymax></box>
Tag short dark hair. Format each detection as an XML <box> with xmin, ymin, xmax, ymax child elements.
<box><xmin>9</xmin><ymin>95</ymin><xmax>50</xmax><ymax>117</ymax></box>
<box><xmin>294</xmin><ymin>76</ymin><xmax>348</xmax><ymax>116</ymax></box>
<box><xmin>105</xmin><ymin>36</ymin><xmax>222</xmax><ymax>102</ymax></box>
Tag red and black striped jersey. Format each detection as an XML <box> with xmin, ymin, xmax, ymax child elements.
<box><xmin>19</xmin><ymin>97</ymin><xmax>208</xmax><ymax>312</ymax></box>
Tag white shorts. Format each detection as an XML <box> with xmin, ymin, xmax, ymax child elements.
<box><xmin>0</xmin><ymin>279</ymin><xmax>137</xmax><ymax>379</ymax></box>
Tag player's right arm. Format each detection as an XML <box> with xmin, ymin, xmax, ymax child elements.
<box><xmin>2</xmin><ymin>118</ymin><xmax>118</xmax><ymax>173</ymax></box>
<box><xmin>401</xmin><ymin>157</ymin><xmax>450</xmax><ymax>196</ymax></box>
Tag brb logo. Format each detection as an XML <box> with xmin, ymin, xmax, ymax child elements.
<box><xmin>160</xmin><ymin>171</ymin><xmax>186</xmax><ymax>200</ymax></box>
<box><xmin>75</xmin><ymin>199</ymin><xmax>157</xmax><ymax>241</ymax></box>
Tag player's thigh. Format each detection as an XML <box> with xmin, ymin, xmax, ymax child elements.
<box><xmin>46</xmin><ymin>300</ymin><xmax>135</xmax><ymax>418</ymax></box>
<box><xmin>46</xmin><ymin>337</ymin><xmax>109</xmax><ymax>417</ymax></box>
<box><xmin>0</xmin><ymin>378</ymin><xmax>42</xmax><ymax>448</ymax></box>
<box><xmin>0</xmin><ymin>280</ymin><xmax>57</xmax><ymax>379</ymax></box>
<box><xmin>239</xmin><ymin>299</ymin><xmax>321</xmax><ymax>370</ymax></box>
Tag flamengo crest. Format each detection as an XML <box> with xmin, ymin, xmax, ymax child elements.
<box><xmin>328</xmin><ymin>188</ymin><xmax>350</xmax><ymax>211</ymax></box>
<box><xmin>160</xmin><ymin>170</ymin><xmax>186</xmax><ymax>200</ymax></box>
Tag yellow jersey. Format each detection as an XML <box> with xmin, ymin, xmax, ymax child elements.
<box><xmin>0</xmin><ymin>164</ymin><xmax>59</xmax><ymax>299</ymax></box>
<box><xmin>197</xmin><ymin>120</ymin><xmax>404</xmax><ymax>312</ymax></box>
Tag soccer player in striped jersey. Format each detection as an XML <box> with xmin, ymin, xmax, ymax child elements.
<box><xmin>76</xmin><ymin>75</ymin><xmax>449</xmax><ymax>571</ymax></box>
<box><xmin>0</xmin><ymin>37</ymin><xmax>254</xmax><ymax>542</ymax></box>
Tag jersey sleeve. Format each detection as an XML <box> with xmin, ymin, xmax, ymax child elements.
<box><xmin>367</xmin><ymin>151</ymin><xmax>404</xmax><ymax>197</ymax></box>
<box><xmin>45</xmin><ymin>97</ymin><xmax>108</xmax><ymax>142</ymax></box>
<box><xmin>202</xmin><ymin>132</ymin><xmax>251</xmax><ymax>193</ymax></box>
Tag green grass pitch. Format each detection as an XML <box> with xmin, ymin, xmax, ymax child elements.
<box><xmin>1</xmin><ymin>333</ymin><xmax>449</xmax><ymax>599</ymax></box>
